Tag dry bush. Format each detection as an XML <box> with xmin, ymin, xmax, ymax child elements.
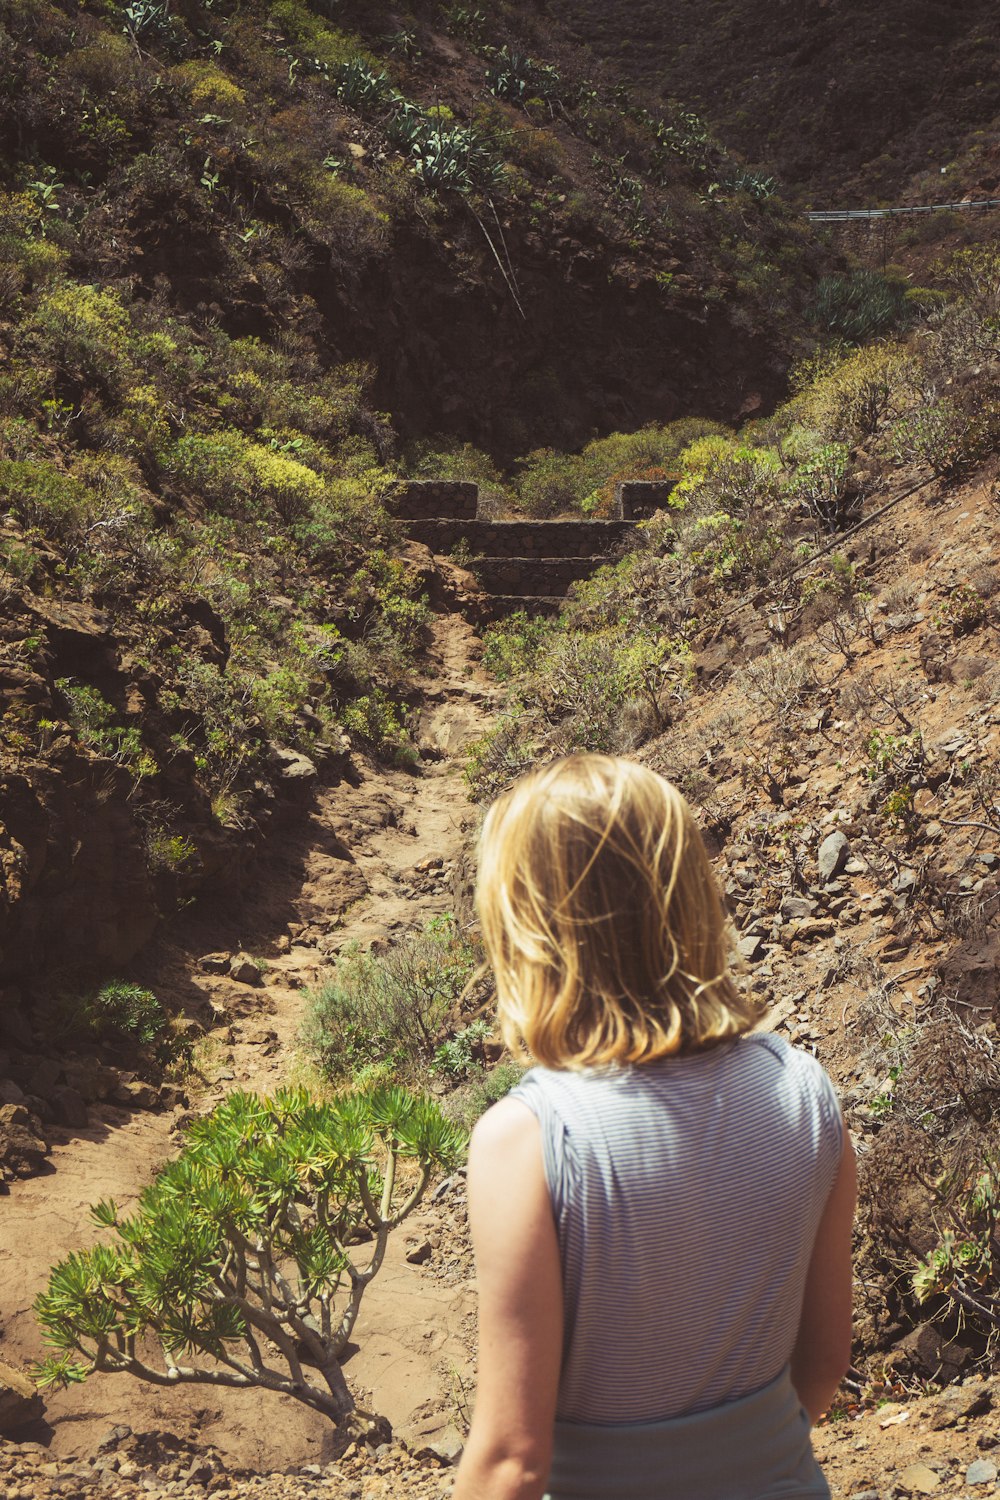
<box><xmin>741</xmin><ymin>643</ymin><xmax>819</xmax><ymax>722</ymax></box>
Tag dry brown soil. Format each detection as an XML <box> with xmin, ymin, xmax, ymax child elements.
<box><xmin>0</xmin><ymin>611</ymin><xmax>491</xmax><ymax>1475</ymax></box>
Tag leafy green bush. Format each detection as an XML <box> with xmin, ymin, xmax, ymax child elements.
<box><xmin>485</xmin><ymin>47</ymin><xmax>564</xmax><ymax>109</ymax></box>
<box><xmin>303</xmin><ymin>916</ymin><xmax>478</xmax><ymax>1083</ymax></box>
<box><xmin>433</xmin><ymin>1019</ymin><xmax>492</xmax><ymax>1079</ymax></box>
<box><xmin>56</xmin><ymin>680</ymin><xmax>157</xmax><ymax>777</ymax></box>
<box><xmin>891</xmin><ymin>396</ymin><xmax>997</xmax><ymax>482</ymax></box>
<box><xmin>35</xmin><ymin>1087</ymin><xmax>466</xmax><ymax>1426</ymax></box>
<box><xmin>80</xmin><ymin>981</ymin><xmax>166</xmax><ymax>1047</ymax></box>
<box><xmin>445</xmin><ymin>1060</ymin><xmax>527</xmax><ymax>1129</ymax></box>
<box><xmin>808</xmin><ymin>271</ymin><xmax>909</xmax><ymax>343</ymax></box>
<box><xmin>0</xmin><ymin>459</ymin><xmax>93</xmax><ymax>538</ymax></box>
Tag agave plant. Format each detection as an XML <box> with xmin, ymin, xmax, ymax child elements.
<box><xmin>334</xmin><ymin>58</ymin><xmax>395</xmax><ymax>111</ymax></box>
<box><xmin>35</xmin><ymin>1087</ymin><xmax>467</xmax><ymax>1427</ymax></box>
<box><xmin>485</xmin><ymin>46</ymin><xmax>563</xmax><ymax>108</ymax></box>
<box><xmin>410</xmin><ymin>126</ymin><xmax>505</xmax><ymax>195</ymax></box>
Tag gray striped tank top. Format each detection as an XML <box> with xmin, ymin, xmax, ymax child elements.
<box><xmin>510</xmin><ymin>1032</ymin><xmax>842</xmax><ymax>1425</ymax></box>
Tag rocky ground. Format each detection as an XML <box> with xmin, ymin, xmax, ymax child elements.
<box><xmin>2</xmin><ymin>470</ymin><xmax>1000</xmax><ymax>1496</ymax></box>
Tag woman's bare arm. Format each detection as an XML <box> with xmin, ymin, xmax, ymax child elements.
<box><xmin>790</xmin><ymin>1119</ymin><xmax>857</xmax><ymax>1423</ymax></box>
<box><xmin>452</xmin><ymin>1097</ymin><xmax>563</xmax><ymax>1500</ymax></box>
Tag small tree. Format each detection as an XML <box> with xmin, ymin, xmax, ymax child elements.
<box><xmin>35</xmin><ymin>1087</ymin><xmax>467</xmax><ymax>1427</ymax></box>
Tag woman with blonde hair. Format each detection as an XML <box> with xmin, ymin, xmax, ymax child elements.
<box><xmin>453</xmin><ymin>754</ymin><xmax>855</xmax><ymax>1500</ymax></box>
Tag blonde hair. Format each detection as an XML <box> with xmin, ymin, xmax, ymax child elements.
<box><xmin>476</xmin><ymin>754</ymin><xmax>756</xmax><ymax>1070</ymax></box>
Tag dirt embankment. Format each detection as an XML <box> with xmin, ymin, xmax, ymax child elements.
<box><xmin>0</xmin><ymin>610</ymin><xmax>490</xmax><ymax>1491</ymax></box>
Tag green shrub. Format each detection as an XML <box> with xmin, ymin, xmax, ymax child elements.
<box><xmin>29</xmin><ymin>282</ymin><xmax>136</xmax><ymax>391</ymax></box>
<box><xmin>481</xmin><ymin>611</ymin><xmax>550</xmax><ymax>680</ymax></box>
<box><xmin>808</xmin><ymin>271</ymin><xmax>909</xmax><ymax>342</ymax></box>
<box><xmin>445</xmin><ymin>1060</ymin><xmax>527</xmax><ymax>1129</ymax></box>
<box><xmin>35</xmin><ymin>1087</ymin><xmax>466</xmax><ymax>1426</ymax></box>
<box><xmin>433</xmin><ymin>1018</ymin><xmax>492</xmax><ymax>1079</ymax></box>
<box><xmin>891</xmin><ymin>396</ymin><xmax>996</xmax><ymax>482</ymax></box>
<box><xmin>783</xmin><ymin>441</ymin><xmax>855</xmax><ymax>532</ymax></box>
<box><xmin>76</xmin><ymin>981</ymin><xmax>167</xmax><ymax>1047</ymax></box>
<box><xmin>56</xmin><ymin>680</ymin><xmax>157</xmax><ymax>777</ymax></box>
<box><xmin>303</xmin><ymin>916</ymin><xmax>478</xmax><ymax>1083</ymax></box>
<box><xmin>517</xmin><ymin>447</ymin><xmax>584</xmax><ymax>516</ymax></box>
<box><xmin>0</xmin><ymin>458</ymin><xmax>93</xmax><ymax>538</ymax></box>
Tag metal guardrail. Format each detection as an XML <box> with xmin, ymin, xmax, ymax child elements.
<box><xmin>808</xmin><ymin>198</ymin><xmax>1000</xmax><ymax>222</ymax></box>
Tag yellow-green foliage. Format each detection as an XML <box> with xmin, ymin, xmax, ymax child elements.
<box><xmin>29</xmin><ymin>281</ymin><xmax>136</xmax><ymax>387</ymax></box>
<box><xmin>243</xmin><ymin>443</ymin><xmax>325</xmax><ymax>520</ymax></box>
<box><xmin>793</xmin><ymin>342</ymin><xmax>918</xmax><ymax>443</ymax></box>
<box><xmin>170</xmin><ymin>61</ymin><xmax>247</xmax><ymax>114</ymax></box>
<box><xmin>0</xmin><ymin>458</ymin><xmax>94</xmax><ymax>537</ymax></box>
<box><xmin>671</xmin><ymin>433</ymin><xmax>738</xmax><ymax>501</ymax></box>
<box><xmin>0</xmin><ymin>191</ymin><xmax>68</xmax><ymax>283</ymax></box>
<box><xmin>306</xmin><ymin>175</ymin><xmax>389</xmax><ymax>255</ymax></box>
<box><xmin>169</xmin><ymin>430</ymin><xmax>330</xmax><ymax>520</ymax></box>
<box><xmin>507</xmin><ymin>123</ymin><xmax>570</xmax><ymax>180</ymax></box>
<box><xmin>267</xmin><ymin>1</ymin><xmax>370</xmax><ymax>70</ymax></box>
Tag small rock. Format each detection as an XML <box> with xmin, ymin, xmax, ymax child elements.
<box><xmin>898</xmin><ymin>1462</ymin><xmax>940</xmax><ymax>1493</ymax></box>
<box><xmin>0</xmin><ymin>1103</ymin><xmax>49</xmax><ymax>1177</ymax></box>
<box><xmin>779</xmin><ymin>895</ymin><xmax>815</xmax><ymax>921</ymax></box>
<box><xmin>273</xmin><ymin>747</ymin><xmax>317</xmax><ymax>782</ymax></box>
<box><xmin>405</xmin><ymin>1240</ymin><xmax>433</xmax><ymax>1265</ymax></box>
<box><xmin>114</xmin><ymin>1078</ymin><xmax>159</xmax><ymax>1111</ymax></box>
<box><xmin>817</xmin><ymin>830</ymin><xmax>850</xmax><ymax>882</ymax></box>
<box><xmin>966</xmin><ymin>1458</ymin><xmax>998</xmax><ymax>1485</ymax></box>
<box><xmin>229</xmin><ymin>955</ymin><xmax>264</xmax><ymax>987</ymax></box>
<box><xmin>199</xmin><ymin>954</ymin><xmax>231</xmax><ymax>975</ymax></box>
<box><xmin>847</xmin><ymin>1492</ymin><xmax>880</xmax><ymax>1500</ymax></box>
<box><xmin>0</xmin><ymin>1359</ymin><xmax>44</xmax><ymax>1432</ymax></box>
<box><xmin>737</xmin><ymin>934</ymin><xmax>766</xmax><ymax>963</ymax></box>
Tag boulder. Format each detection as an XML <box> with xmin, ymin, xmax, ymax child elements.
<box><xmin>114</xmin><ymin>1077</ymin><xmax>159</xmax><ymax>1111</ymax></box>
<box><xmin>0</xmin><ymin>1360</ymin><xmax>44</xmax><ymax>1432</ymax></box>
<box><xmin>0</xmin><ymin>1077</ymin><xmax>26</xmax><ymax>1107</ymax></box>
<box><xmin>0</xmin><ymin>1103</ymin><xmax>49</xmax><ymax>1177</ymax></box>
<box><xmin>817</xmin><ymin>830</ymin><xmax>850</xmax><ymax>882</ymax></box>
<box><xmin>273</xmin><ymin>746</ymin><xmax>318</xmax><ymax>783</ymax></box>
<box><xmin>737</xmin><ymin>934</ymin><xmax>765</xmax><ymax>963</ymax></box>
<box><xmin>229</xmin><ymin>954</ymin><xmax>264</xmax><ymax>986</ymax></box>
<box><xmin>63</xmin><ymin>1058</ymin><xmax>119</xmax><ymax>1103</ymax></box>
<box><xmin>50</xmin><ymin>1084</ymin><xmax>89</xmax><ymax>1129</ymax></box>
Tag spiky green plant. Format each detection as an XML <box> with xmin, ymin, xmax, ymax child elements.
<box><xmin>35</xmin><ymin>1087</ymin><xmax>467</xmax><ymax>1428</ymax></box>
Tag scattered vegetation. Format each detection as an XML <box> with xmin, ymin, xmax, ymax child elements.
<box><xmin>302</xmin><ymin>916</ymin><xmax>480</xmax><ymax>1085</ymax></box>
<box><xmin>35</xmin><ymin>1087</ymin><xmax>466</xmax><ymax>1427</ymax></box>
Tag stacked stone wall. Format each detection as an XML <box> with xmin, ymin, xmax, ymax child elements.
<box><xmin>394</xmin><ymin>481</ymin><xmax>478</xmax><ymax>521</ymax></box>
<box><xmin>406</xmin><ymin>519</ymin><xmax>634</xmax><ymax>558</ymax></box>
<box><xmin>616</xmin><ymin>480</ymin><xmax>676</xmax><ymax>520</ymax></box>
<box><xmin>398</xmin><ymin>482</ymin><xmax>638</xmax><ymax>614</ymax></box>
<box><xmin>475</xmin><ymin>556</ymin><xmax>605</xmax><ymax>598</ymax></box>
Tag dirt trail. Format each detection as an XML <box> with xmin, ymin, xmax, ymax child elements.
<box><xmin>0</xmin><ymin>611</ymin><xmax>493</xmax><ymax>1471</ymax></box>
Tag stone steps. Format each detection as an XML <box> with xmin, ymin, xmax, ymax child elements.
<box><xmin>474</xmin><ymin>556</ymin><xmax>609</xmax><ymax>598</ymax></box>
<box><xmin>395</xmin><ymin>481</ymin><xmax>662</xmax><ymax>617</ymax></box>
<box><xmin>405</xmin><ymin>518</ymin><xmax>635</xmax><ymax>560</ymax></box>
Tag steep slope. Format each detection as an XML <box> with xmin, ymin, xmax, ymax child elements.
<box><xmin>543</xmin><ymin>0</ymin><xmax>1000</xmax><ymax>204</ymax></box>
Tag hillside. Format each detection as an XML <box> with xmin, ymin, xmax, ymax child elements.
<box><xmin>0</xmin><ymin>0</ymin><xmax>834</xmax><ymax>999</ymax></box>
<box><xmin>3</xmin><ymin>0</ymin><xmax>1000</xmax><ymax>1493</ymax></box>
<box><xmin>543</xmin><ymin>0</ymin><xmax>1000</xmax><ymax>205</ymax></box>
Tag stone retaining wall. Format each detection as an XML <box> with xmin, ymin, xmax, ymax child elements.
<box><xmin>407</xmin><ymin>518</ymin><xmax>635</xmax><ymax>559</ymax></box>
<box><xmin>399</xmin><ymin>482</ymin><xmax>639</xmax><ymax>615</ymax></box>
<box><xmin>394</xmin><ymin>481</ymin><xmax>478</xmax><ymax>521</ymax></box>
<box><xmin>475</xmin><ymin>556</ymin><xmax>606</xmax><ymax>597</ymax></box>
<box><xmin>616</xmin><ymin>479</ymin><xmax>676</xmax><ymax>520</ymax></box>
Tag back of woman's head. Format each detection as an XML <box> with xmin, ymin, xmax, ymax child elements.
<box><xmin>476</xmin><ymin>754</ymin><xmax>756</xmax><ymax>1069</ymax></box>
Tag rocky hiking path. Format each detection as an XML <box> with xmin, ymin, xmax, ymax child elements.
<box><xmin>0</xmin><ymin>611</ymin><xmax>493</xmax><ymax>1495</ymax></box>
